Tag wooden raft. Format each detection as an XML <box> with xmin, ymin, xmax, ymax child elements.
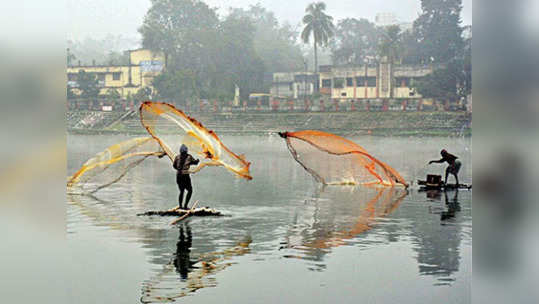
<box><xmin>416</xmin><ymin>174</ymin><xmax>471</xmax><ymax>190</ymax></box>
<box><xmin>137</xmin><ymin>206</ymin><xmax>222</xmax><ymax>217</ymax></box>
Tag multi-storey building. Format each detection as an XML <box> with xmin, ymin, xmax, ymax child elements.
<box><xmin>67</xmin><ymin>49</ymin><xmax>165</xmax><ymax>99</ymax></box>
<box><xmin>318</xmin><ymin>63</ymin><xmax>433</xmax><ymax>101</ymax></box>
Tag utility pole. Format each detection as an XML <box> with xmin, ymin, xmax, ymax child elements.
<box><xmin>276</xmin><ymin>75</ymin><xmax>279</xmax><ymax>98</ymax></box>
<box><xmin>303</xmin><ymin>59</ymin><xmax>307</xmax><ymax>105</ymax></box>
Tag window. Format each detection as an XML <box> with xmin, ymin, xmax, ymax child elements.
<box><xmin>355</xmin><ymin>76</ymin><xmax>376</xmax><ymax>87</ymax></box>
<box><xmin>322</xmin><ymin>79</ymin><xmax>331</xmax><ymax>88</ymax></box>
<box><xmin>289</xmin><ymin>83</ymin><xmax>294</xmax><ymax>91</ymax></box>
<box><xmin>98</xmin><ymin>74</ymin><xmax>105</xmax><ymax>81</ymax></box>
<box><xmin>333</xmin><ymin>78</ymin><xmax>344</xmax><ymax>88</ymax></box>
<box><xmin>67</xmin><ymin>73</ymin><xmax>77</xmax><ymax>81</ymax></box>
<box><xmin>346</xmin><ymin>77</ymin><xmax>354</xmax><ymax>87</ymax></box>
<box><xmin>396</xmin><ymin>77</ymin><xmax>410</xmax><ymax>87</ymax></box>
<box><xmin>113</xmin><ymin>72</ymin><xmax>121</xmax><ymax>81</ymax></box>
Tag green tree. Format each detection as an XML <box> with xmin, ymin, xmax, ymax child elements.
<box><xmin>413</xmin><ymin>0</ymin><xmax>469</xmax><ymax>105</ymax></box>
<box><xmin>106</xmin><ymin>51</ymin><xmax>129</xmax><ymax>66</ymax></box>
<box><xmin>138</xmin><ymin>0</ymin><xmax>219</xmax><ymax>69</ymax></box>
<box><xmin>415</xmin><ymin>66</ymin><xmax>458</xmax><ymax>102</ymax></box>
<box><xmin>152</xmin><ymin>69</ymin><xmax>198</xmax><ymax>106</ymax></box>
<box><xmin>331</xmin><ymin>18</ymin><xmax>380</xmax><ymax>65</ymax></box>
<box><xmin>459</xmin><ymin>28</ymin><xmax>472</xmax><ymax>97</ymax></box>
<box><xmin>67</xmin><ymin>35</ymin><xmax>137</xmax><ymax>66</ymax></box>
<box><xmin>213</xmin><ymin>13</ymin><xmax>265</xmax><ymax>98</ymax></box>
<box><xmin>301</xmin><ymin>2</ymin><xmax>335</xmax><ymax>73</ymax></box>
<box><xmin>133</xmin><ymin>87</ymin><xmax>153</xmax><ymax>103</ymax></box>
<box><xmin>400</xmin><ymin>29</ymin><xmax>422</xmax><ymax>64</ymax></box>
<box><xmin>77</xmin><ymin>70</ymin><xmax>100</xmax><ymax>99</ymax></box>
<box><xmin>414</xmin><ymin>0</ymin><xmax>464</xmax><ymax>63</ymax></box>
<box><xmin>378</xmin><ymin>25</ymin><xmax>402</xmax><ymax>63</ymax></box>
<box><xmin>228</xmin><ymin>5</ymin><xmax>304</xmax><ymax>73</ymax></box>
<box><xmin>415</xmin><ymin>39</ymin><xmax>470</xmax><ymax>104</ymax></box>
<box><xmin>105</xmin><ymin>88</ymin><xmax>121</xmax><ymax>101</ymax></box>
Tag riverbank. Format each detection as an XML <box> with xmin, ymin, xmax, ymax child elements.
<box><xmin>67</xmin><ymin>111</ymin><xmax>471</xmax><ymax>137</ymax></box>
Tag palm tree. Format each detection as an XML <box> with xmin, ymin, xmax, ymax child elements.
<box><xmin>301</xmin><ymin>2</ymin><xmax>335</xmax><ymax>73</ymax></box>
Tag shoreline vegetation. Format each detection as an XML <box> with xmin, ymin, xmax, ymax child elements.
<box><xmin>67</xmin><ymin>110</ymin><xmax>471</xmax><ymax>137</ymax></box>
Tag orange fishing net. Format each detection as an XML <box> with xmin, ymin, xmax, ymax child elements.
<box><xmin>139</xmin><ymin>101</ymin><xmax>252</xmax><ymax>180</ymax></box>
<box><xmin>280</xmin><ymin>130</ymin><xmax>407</xmax><ymax>186</ymax></box>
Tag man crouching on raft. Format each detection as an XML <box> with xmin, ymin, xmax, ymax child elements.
<box><xmin>429</xmin><ymin>149</ymin><xmax>461</xmax><ymax>186</ymax></box>
<box><xmin>173</xmin><ymin>144</ymin><xmax>199</xmax><ymax>209</ymax></box>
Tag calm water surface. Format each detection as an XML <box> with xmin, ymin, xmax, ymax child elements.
<box><xmin>67</xmin><ymin>134</ymin><xmax>471</xmax><ymax>304</ymax></box>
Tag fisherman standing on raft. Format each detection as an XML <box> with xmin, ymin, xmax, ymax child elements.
<box><xmin>173</xmin><ymin>144</ymin><xmax>199</xmax><ymax>210</ymax></box>
<box><xmin>429</xmin><ymin>149</ymin><xmax>461</xmax><ymax>186</ymax></box>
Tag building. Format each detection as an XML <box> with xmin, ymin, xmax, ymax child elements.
<box><xmin>268</xmin><ymin>63</ymin><xmax>436</xmax><ymax>111</ymax></box>
<box><xmin>318</xmin><ymin>63</ymin><xmax>433</xmax><ymax>101</ymax></box>
<box><xmin>67</xmin><ymin>49</ymin><xmax>165</xmax><ymax>99</ymax></box>
<box><xmin>270</xmin><ymin>72</ymin><xmax>318</xmax><ymax>99</ymax></box>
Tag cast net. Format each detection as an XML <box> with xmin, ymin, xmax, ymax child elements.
<box><xmin>139</xmin><ymin>101</ymin><xmax>252</xmax><ymax>179</ymax></box>
<box><xmin>280</xmin><ymin>130</ymin><xmax>407</xmax><ymax>186</ymax></box>
<box><xmin>67</xmin><ymin>136</ymin><xmax>164</xmax><ymax>193</ymax></box>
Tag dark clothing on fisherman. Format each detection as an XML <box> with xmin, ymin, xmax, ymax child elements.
<box><xmin>173</xmin><ymin>146</ymin><xmax>199</xmax><ymax>209</ymax></box>
<box><xmin>174</xmin><ymin>154</ymin><xmax>198</xmax><ymax>175</ymax></box>
<box><xmin>429</xmin><ymin>150</ymin><xmax>461</xmax><ymax>186</ymax></box>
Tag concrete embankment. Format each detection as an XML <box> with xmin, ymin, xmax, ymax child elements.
<box><xmin>68</xmin><ymin>111</ymin><xmax>471</xmax><ymax>136</ymax></box>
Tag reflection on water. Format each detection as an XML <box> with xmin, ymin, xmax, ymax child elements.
<box><xmin>67</xmin><ymin>134</ymin><xmax>471</xmax><ymax>303</ymax></box>
<box><xmin>174</xmin><ymin>224</ymin><xmax>196</xmax><ymax>280</ymax></box>
<box><xmin>140</xmin><ymin>221</ymin><xmax>251</xmax><ymax>303</ymax></box>
<box><xmin>441</xmin><ymin>190</ymin><xmax>461</xmax><ymax>222</ymax></box>
<box><xmin>68</xmin><ymin>192</ymin><xmax>252</xmax><ymax>302</ymax></box>
<box><xmin>280</xmin><ymin>186</ymin><xmax>469</xmax><ymax>286</ymax></box>
<box><xmin>281</xmin><ymin>186</ymin><xmax>408</xmax><ymax>269</ymax></box>
<box><xmin>414</xmin><ymin>189</ymin><xmax>466</xmax><ymax>285</ymax></box>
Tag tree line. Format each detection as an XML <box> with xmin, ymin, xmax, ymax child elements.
<box><xmin>69</xmin><ymin>0</ymin><xmax>470</xmax><ymax>106</ymax></box>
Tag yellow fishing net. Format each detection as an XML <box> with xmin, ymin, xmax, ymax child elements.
<box><xmin>280</xmin><ymin>130</ymin><xmax>407</xmax><ymax>187</ymax></box>
<box><xmin>139</xmin><ymin>101</ymin><xmax>251</xmax><ymax>179</ymax></box>
<box><xmin>67</xmin><ymin>136</ymin><xmax>164</xmax><ymax>193</ymax></box>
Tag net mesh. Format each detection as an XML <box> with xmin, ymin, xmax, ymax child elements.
<box><xmin>67</xmin><ymin>136</ymin><xmax>164</xmax><ymax>193</ymax></box>
<box><xmin>281</xmin><ymin>130</ymin><xmax>407</xmax><ymax>186</ymax></box>
<box><xmin>139</xmin><ymin>101</ymin><xmax>251</xmax><ymax>179</ymax></box>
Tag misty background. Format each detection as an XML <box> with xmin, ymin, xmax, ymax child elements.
<box><xmin>67</xmin><ymin>0</ymin><xmax>472</xmax><ymax>59</ymax></box>
<box><xmin>68</xmin><ymin>0</ymin><xmax>472</xmax><ymax>41</ymax></box>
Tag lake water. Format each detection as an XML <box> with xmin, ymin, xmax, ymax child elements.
<box><xmin>67</xmin><ymin>134</ymin><xmax>471</xmax><ymax>304</ymax></box>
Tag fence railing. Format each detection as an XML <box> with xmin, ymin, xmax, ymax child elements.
<box><xmin>67</xmin><ymin>98</ymin><xmax>469</xmax><ymax>113</ymax></box>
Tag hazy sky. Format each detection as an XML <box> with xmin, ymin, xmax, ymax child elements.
<box><xmin>68</xmin><ymin>0</ymin><xmax>472</xmax><ymax>42</ymax></box>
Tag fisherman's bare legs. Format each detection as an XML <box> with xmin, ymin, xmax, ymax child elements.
<box><xmin>445</xmin><ymin>167</ymin><xmax>460</xmax><ymax>186</ymax></box>
<box><xmin>454</xmin><ymin>173</ymin><xmax>460</xmax><ymax>187</ymax></box>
